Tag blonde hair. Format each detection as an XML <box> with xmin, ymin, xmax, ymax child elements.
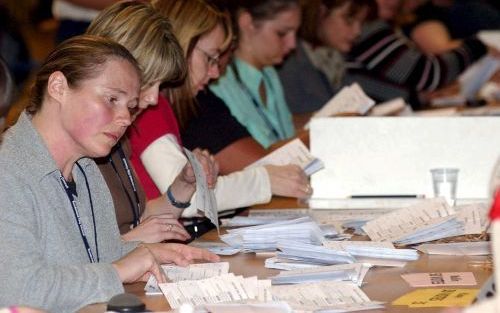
<box><xmin>86</xmin><ymin>1</ymin><xmax>186</xmax><ymax>88</ymax></box>
<box><xmin>152</xmin><ymin>0</ymin><xmax>232</xmax><ymax>129</ymax></box>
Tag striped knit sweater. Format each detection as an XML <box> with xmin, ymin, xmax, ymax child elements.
<box><xmin>347</xmin><ymin>20</ymin><xmax>487</xmax><ymax>92</ymax></box>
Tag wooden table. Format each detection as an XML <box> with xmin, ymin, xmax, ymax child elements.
<box><xmin>82</xmin><ymin>197</ymin><xmax>492</xmax><ymax>312</ymax></box>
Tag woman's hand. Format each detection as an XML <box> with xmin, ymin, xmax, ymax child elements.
<box><xmin>112</xmin><ymin>243</ymin><xmax>219</xmax><ymax>285</ymax></box>
<box><xmin>167</xmin><ymin>149</ymin><xmax>219</xmax><ymax>207</ymax></box>
<box><xmin>121</xmin><ymin>214</ymin><xmax>190</xmax><ymax>243</ymax></box>
<box><xmin>112</xmin><ymin>244</ymin><xmax>166</xmax><ymax>284</ymax></box>
<box><xmin>264</xmin><ymin>164</ymin><xmax>312</xmax><ymax>198</ymax></box>
<box><xmin>145</xmin><ymin>242</ymin><xmax>220</xmax><ymax>265</ymax></box>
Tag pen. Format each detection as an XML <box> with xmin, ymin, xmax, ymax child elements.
<box><xmin>351</xmin><ymin>195</ymin><xmax>425</xmax><ymax>199</ymax></box>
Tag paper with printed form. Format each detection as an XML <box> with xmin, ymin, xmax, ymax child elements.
<box><xmin>312</xmin><ymin>83</ymin><xmax>375</xmax><ymax>118</ymax></box>
<box><xmin>417</xmin><ymin>242</ymin><xmax>491</xmax><ymax>256</ymax></box>
<box><xmin>271</xmin><ymin>281</ymin><xmax>384</xmax><ymax>312</ymax></box>
<box><xmin>184</xmin><ymin>148</ymin><xmax>219</xmax><ymax>233</ymax></box>
<box><xmin>145</xmin><ymin>262</ymin><xmax>230</xmax><ymax>294</ymax></box>
<box><xmin>362</xmin><ymin>198</ymin><xmax>456</xmax><ymax>243</ymax></box>
<box><xmin>220</xmin><ymin>217</ymin><xmax>325</xmax><ymax>252</ymax></box>
<box><xmin>401</xmin><ymin>272</ymin><xmax>477</xmax><ymax>287</ymax></box>
<box><xmin>246</xmin><ymin>138</ymin><xmax>323</xmax><ymax>176</ymax></box>
<box><xmin>189</xmin><ymin>241</ymin><xmax>241</xmax><ymax>256</ymax></box>
<box><xmin>270</xmin><ymin>263</ymin><xmax>370</xmax><ymax>286</ymax></box>
<box><xmin>158</xmin><ymin>273</ymin><xmax>272</xmax><ymax>309</ymax></box>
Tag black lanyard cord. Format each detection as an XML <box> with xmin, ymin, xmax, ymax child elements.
<box><xmin>59</xmin><ymin>162</ymin><xmax>99</xmax><ymax>263</ymax></box>
<box><xmin>108</xmin><ymin>143</ymin><xmax>141</xmax><ymax>227</ymax></box>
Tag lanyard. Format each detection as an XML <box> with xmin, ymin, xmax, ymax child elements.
<box><xmin>231</xmin><ymin>63</ymin><xmax>283</xmax><ymax>141</ymax></box>
<box><xmin>59</xmin><ymin>162</ymin><xmax>99</xmax><ymax>263</ymax></box>
<box><xmin>108</xmin><ymin>143</ymin><xmax>141</xmax><ymax>227</ymax></box>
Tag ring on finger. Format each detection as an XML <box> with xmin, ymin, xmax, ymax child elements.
<box><xmin>167</xmin><ymin>224</ymin><xmax>173</xmax><ymax>232</ymax></box>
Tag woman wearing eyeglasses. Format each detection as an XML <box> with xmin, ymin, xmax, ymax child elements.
<box><xmin>128</xmin><ymin>0</ymin><xmax>311</xmax><ymax>237</ymax></box>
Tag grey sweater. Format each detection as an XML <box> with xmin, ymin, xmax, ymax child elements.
<box><xmin>0</xmin><ymin>112</ymin><xmax>138</xmax><ymax>312</ymax></box>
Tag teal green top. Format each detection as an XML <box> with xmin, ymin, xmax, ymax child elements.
<box><xmin>210</xmin><ymin>58</ymin><xmax>295</xmax><ymax>148</ymax></box>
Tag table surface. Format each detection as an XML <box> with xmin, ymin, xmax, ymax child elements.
<box><xmin>81</xmin><ymin>197</ymin><xmax>492</xmax><ymax>313</ymax></box>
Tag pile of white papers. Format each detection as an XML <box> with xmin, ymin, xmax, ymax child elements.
<box><xmin>275</xmin><ymin>240</ymin><xmax>356</xmax><ymax>266</ymax></box>
<box><xmin>189</xmin><ymin>241</ymin><xmax>241</xmax><ymax>256</ymax></box>
<box><xmin>270</xmin><ymin>263</ymin><xmax>370</xmax><ymax>286</ymax></box>
<box><xmin>417</xmin><ymin>242</ymin><xmax>490</xmax><ymax>256</ymax></box>
<box><xmin>198</xmin><ymin>302</ymin><xmax>292</xmax><ymax>313</ymax></box>
<box><xmin>220</xmin><ymin>217</ymin><xmax>325</xmax><ymax>252</ymax></box>
<box><xmin>271</xmin><ymin>281</ymin><xmax>384</xmax><ymax>312</ymax></box>
<box><xmin>246</xmin><ymin>138</ymin><xmax>324</xmax><ymax>176</ymax></box>
<box><xmin>184</xmin><ymin>148</ymin><xmax>219</xmax><ymax>233</ymax></box>
<box><xmin>362</xmin><ymin>199</ymin><xmax>461</xmax><ymax>245</ymax></box>
<box><xmin>221</xmin><ymin>209</ymin><xmax>310</xmax><ymax>227</ymax></box>
<box><xmin>159</xmin><ymin>273</ymin><xmax>272</xmax><ymax>309</ymax></box>
<box><xmin>312</xmin><ymin>83</ymin><xmax>375</xmax><ymax>118</ymax></box>
<box><xmin>311</xmin><ymin>209</ymin><xmax>391</xmax><ymax>236</ymax></box>
<box><xmin>323</xmin><ymin>241</ymin><xmax>419</xmax><ymax>267</ymax></box>
<box><xmin>144</xmin><ymin>262</ymin><xmax>230</xmax><ymax>294</ymax></box>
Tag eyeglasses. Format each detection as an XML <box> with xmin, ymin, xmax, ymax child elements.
<box><xmin>195</xmin><ymin>47</ymin><xmax>220</xmax><ymax>68</ymax></box>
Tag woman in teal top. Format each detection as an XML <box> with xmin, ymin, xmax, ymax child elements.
<box><xmin>210</xmin><ymin>0</ymin><xmax>300</xmax><ymax>149</ymax></box>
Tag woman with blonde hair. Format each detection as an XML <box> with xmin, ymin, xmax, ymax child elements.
<box><xmin>0</xmin><ymin>35</ymin><xmax>218</xmax><ymax>312</ymax></box>
<box><xmin>129</xmin><ymin>0</ymin><xmax>311</xmax><ymax>237</ymax></box>
<box><xmin>87</xmin><ymin>1</ymin><xmax>198</xmax><ymax>243</ymax></box>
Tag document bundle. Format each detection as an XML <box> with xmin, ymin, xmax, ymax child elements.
<box><xmin>220</xmin><ymin>217</ymin><xmax>325</xmax><ymax>252</ymax></box>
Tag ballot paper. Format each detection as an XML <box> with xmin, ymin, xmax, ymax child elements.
<box><xmin>248</xmin><ymin>208</ymin><xmax>311</xmax><ymax>218</ymax></box>
<box><xmin>459</xmin><ymin>55</ymin><xmax>500</xmax><ymax>99</ymax></box>
<box><xmin>184</xmin><ymin>148</ymin><xmax>219</xmax><ymax>233</ymax></box>
<box><xmin>312</xmin><ymin>209</ymin><xmax>391</xmax><ymax>236</ymax></box>
<box><xmin>145</xmin><ymin>262</ymin><xmax>230</xmax><ymax>295</ymax></box>
<box><xmin>392</xmin><ymin>288</ymin><xmax>479</xmax><ymax>308</ymax></box>
<box><xmin>199</xmin><ymin>302</ymin><xmax>292</xmax><ymax>313</ymax></box>
<box><xmin>221</xmin><ymin>208</ymin><xmax>310</xmax><ymax>227</ymax></box>
<box><xmin>270</xmin><ymin>263</ymin><xmax>370</xmax><ymax>286</ymax></box>
<box><xmin>312</xmin><ymin>83</ymin><xmax>375</xmax><ymax>118</ymax></box>
<box><xmin>220</xmin><ymin>217</ymin><xmax>325</xmax><ymax>252</ymax></box>
<box><xmin>367</xmin><ymin>97</ymin><xmax>408</xmax><ymax>116</ymax></box>
<box><xmin>478</xmin><ymin>30</ymin><xmax>500</xmax><ymax>51</ymax></box>
<box><xmin>417</xmin><ymin>242</ymin><xmax>491</xmax><ymax>255</ymax></box>
<box><xmin>401</xmin><ymin>272</ymin><xmax>477</xmax><ymax>287</ymax></box>
<box><xmin>158</xmin><ymin>273</ymin><xmax>272</xmax><ymax>309</ymax></box>
<box><xmin>271</xmin><ymin>281</ymin><xmax>384</xmax><ymax>312</ymax></box>
<box><xmin>455</xmin><ymin>203</ymin><xmax>489</xmax><ymax>235</ymax></box>
<box><xmin>246</xmin><ymin>138</ymin><xmax>324</xmax><ymax>176</ymax></box>
<box><xmin>362</xmin><ymin>198</ymin><xmax>457</xmax><ymax>244</ymax></box>
<box><xmin>322</xmin><ymin>241</ymin><xmax>418</xmax><ymax>267</ymax></box>
<box><xmin>275</xmin><ymin>240</ymin><xmax>356</xmax><ymax>266</ymax></box>
<box><xmin>189</xmin><ymin>241</ymin><xmax>241</xmax><ymax>256</ymax></box>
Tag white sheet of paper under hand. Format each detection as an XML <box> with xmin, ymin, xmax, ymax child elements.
<box><xmin>183</xmin><ymin>148</ymin><xmax>219</xmax><ymax>234</ymax></box>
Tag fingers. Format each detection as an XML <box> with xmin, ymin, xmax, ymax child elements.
<box><xmin>266</xmin><ymin>164</ymin><xmax>312</xmax><ymax>198</ymax></box>
<box><xmin>192</xmin><ymin>148</ymin><xmax>218</xmax><ymax>189</ymax></box>
<box><xmin>146</xmin><ymin>243</ymin><xmax>191</xmax><ymax>267</ymax></box>
<box><xmin>164</xmin><ymin>243</ymin><xmax>220</xmax><ymax>262</ymax></box>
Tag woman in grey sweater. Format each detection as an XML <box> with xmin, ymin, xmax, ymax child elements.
<box><xmin>0</xmin><ymin>35</ymin><xmax>218</xmax><ymax>312</ymax></box>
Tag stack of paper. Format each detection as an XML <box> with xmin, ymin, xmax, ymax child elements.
<box><xmin>220</xmin><ymin>217</ymin><xmax>325</xmax><ymax>252</ymax></box>
<box><xmin>221</xmin><ymin>209</ymin><xmax>310</xmax><ymax>227</ymax></box>
<box><xmin>158</xmin><ymin>273</ymin><xmax>272</xmax><ymax>309</ymax></box>
<box><xmin>417</xmin><ymin>242</ymin><xmax>490</xmax><ymax>256</ymax></box>
<box><xmin>323</xmin><ymin>241</ymin><xmax>419</xmax><ymax>267</ymax></box>
<box><xmin>199</xmin><ymin>302</ymin><xmax>292</xmax><ymax>313</ymax></box>
<box><xmin>189</xmin><ymin>241</ymin><xmax>241</xmax><ymax>255</ymax></box>
<box><xmin>184</xmin><ymin>148</ymin><xmax>219</xmax><ymax>233</ymax></box>
<box><xmin>270</xmin><ymin>263</ymin><xmax>370</xmax><ymax>286</ymax></box>
<box><xmin>271</xmin><ymin>281</ymin><xmax>384</xmax><ymax>312</ymax></box>
<box><xmin>311</xmin><ymin>209</ymin><xmax>391</xmax><ymax>236</ymax></box>
<box><xmin>274</xmin><ymin>240</ymin><xmax>356</xmax><ymax>266</ymax></box>
<box><xmin>145</xmin><ymin>262</ymin><xmax>230</xmax><ymax>294</ymax></box>
<box><xmin>362</xmin><ymin>199</ymin><xmax>461</xmax><ymax>245</ymax></box>
<box><xmin>246</xmin><ymin>138</ymin><xmax>324</xmax><ymax>176</ymax></box>
<box><xmin>312</xmin><ymin>83</ymin><xmax>375</xmax><ymax>118</ymax></box>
